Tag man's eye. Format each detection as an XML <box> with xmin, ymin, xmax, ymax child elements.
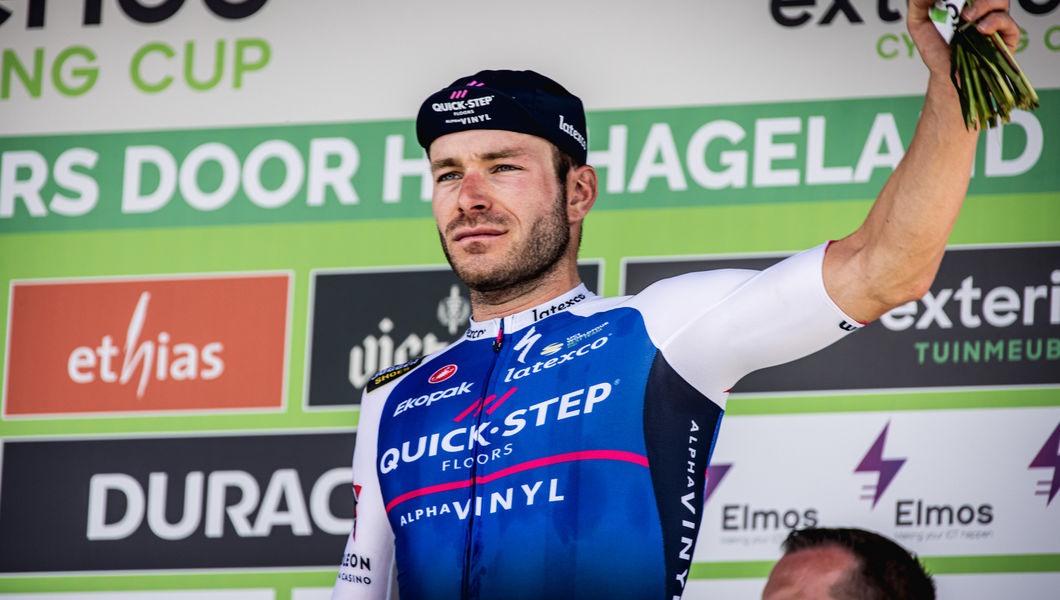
<box><xmin>436</xmin><ymin>172</ymin><xmax>459</xmax><ymax>182</ymax></box>
<box><xmin>494</xmin><ymin>164</ymin><xmax>519</xmax><ymax>172</ymax></box>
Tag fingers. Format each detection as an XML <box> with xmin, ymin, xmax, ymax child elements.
<box><xmin>961</xmin><ymin>0</ymin><xmax>1010</xmax><ymax>22</ymax></box>
<box><xmin>963</xmin><ymin>1</ymin><xmax>1020</xmax><ymax>53</ymax></box>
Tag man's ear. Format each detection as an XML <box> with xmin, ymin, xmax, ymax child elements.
<box><xmin>567</xmin><ymin>164</ymin><xmax>598</xmax><ymax>223</ymax></box>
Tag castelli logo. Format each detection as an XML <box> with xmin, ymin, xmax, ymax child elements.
<box><xmin>3</xmin><ymin>273</ymin><xmax>290</xmax><ymax>416</ymax></box>
<box><xmin>429</xmin><ymin>364</ymin><xmax>457</xmax><ymax>384</ymax></box>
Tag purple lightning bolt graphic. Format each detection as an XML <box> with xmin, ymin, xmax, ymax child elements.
<box><xmin>703</xmin><ymin>463</ymin><xmax>732</xmax><ymax>505</ymax></box>
<box><xmin>855</xmin><ymin>423</ymin><xmax>906</xmax><ymax>509</ymax></box>
<box><xmin>1029</xmin><ymin>422</ymin><xmax>1060</xmax><ymax>506</ymax></box>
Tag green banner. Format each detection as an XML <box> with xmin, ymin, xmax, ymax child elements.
<box><xmin>2</xmin><ymin>91</ymin><xmax>1056</xmax><ymax>234</ymax></box>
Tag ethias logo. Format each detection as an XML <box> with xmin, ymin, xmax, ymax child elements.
<box><xmin>4</xmin><ymin>274</ymin><xmax>289</xmax><ymax>416</ymax></box>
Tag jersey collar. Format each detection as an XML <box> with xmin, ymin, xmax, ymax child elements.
<box><xmin>462</xmin><ymin>284</ymin><xmax>594</xmax><ymax>340</ymax></box>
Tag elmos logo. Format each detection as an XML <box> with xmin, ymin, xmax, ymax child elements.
<box><xmin>855</xmin><ymin>422</ymin><xmax>906</xmax><ymax>508</ymax></box>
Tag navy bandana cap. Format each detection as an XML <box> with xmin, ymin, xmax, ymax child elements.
<box><xmin>415</xmin><ymin>69</ymin><xmax>588</xmax><ymax>165</ymax></box>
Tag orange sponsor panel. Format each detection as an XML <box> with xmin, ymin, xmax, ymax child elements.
<box><xmin>4</xmin><ymin>274</ymin><xmax>289</xmax><ymax>416</ymax></box>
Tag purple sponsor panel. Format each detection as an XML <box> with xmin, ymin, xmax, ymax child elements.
<box><xmin>623</xmin><ymin>244</ymin><xmax>1060</xmax><ymax>392</ymax></box>
<box><xmin>0</xmin><ymin>432</ymin><xmax>355</xmax><ymax>573</ymax></box>
<box><xmin>305</xmin><ymin>262</ymin><xmax>601</xmax><ymax>407</ymax></box>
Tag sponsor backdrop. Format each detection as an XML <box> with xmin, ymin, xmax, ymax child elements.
<box><xmin>0</xmin><ymin>1</ymin><xmax>1057</xmax><ymax>598</ymax></box>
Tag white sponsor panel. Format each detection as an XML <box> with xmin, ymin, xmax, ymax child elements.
<box><xmin>290</xmin><ymin>591</ymin><xmax>332</xmax><ymax>600</ymax></box>
<box><xmin>3</xmin><ymin>1</ymin><xmax>1056</xmax><ymax>135</ymax></box>
<box><xmin>682</xmin><ymin>572</ymin><xmax>1060</xmax><ymax>599</ymax></box>
<box><xmin>694</xmin><ymin>408</ymin><xmax>1060</xmax><ymax>562</ymax></box>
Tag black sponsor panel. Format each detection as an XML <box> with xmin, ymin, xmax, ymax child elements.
<box><xmin>623</xmin><ymin>245</ymin><xmax>1059</xmax><ymax>391</ymax></box>
<box><xmin>307</xmin><ymin>264</ymin><xmax>600</xmax><ymax>406</ymax></box>
<box><xmin>0</xmin><ymin>432</ymin><xmax>355</xmax><ymax>573</ymax></box>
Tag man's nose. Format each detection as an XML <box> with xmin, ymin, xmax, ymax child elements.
<box><xmin>457</xmin><ymin>170</ymin><xmax>491</xmax><ymax>213</ymax></box>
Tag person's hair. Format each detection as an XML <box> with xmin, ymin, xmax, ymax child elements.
<box><xmin>552</xmin><ymin>145</ymin><xmax>579</xmax><ymax>186</ymax></box>
<box><xmin>781</xmin><ymin>527</ymin><xmax>935</xmax><ymax>600</ymax></box>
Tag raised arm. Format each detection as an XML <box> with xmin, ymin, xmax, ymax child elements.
<box><xmin>822</xmin><ymin>0</ymin><xmax>1021</xmax><ymax>323</ymax></box>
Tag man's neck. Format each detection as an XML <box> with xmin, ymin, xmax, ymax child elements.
<box><xmin>469</xmin><ymin>262</ymin><xmax>582</xmax><ymax>322</ymax></box>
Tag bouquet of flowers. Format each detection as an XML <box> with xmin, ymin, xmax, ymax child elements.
<box><xmin>932</xmin><ymin>0</ymin><xmax>1039</xmax><ymax>130</ymax></box>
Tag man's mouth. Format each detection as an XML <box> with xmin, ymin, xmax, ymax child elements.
<box><xmin>453</xmin><ymin>227</ymin><xmax>506</xmax><ymax>243</ymax></box>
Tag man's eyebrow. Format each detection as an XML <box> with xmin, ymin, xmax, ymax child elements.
<box><xmin>430</xmin><ymin>147</ymin><xmax>528</xmax><ymax>171</ymax></box>
<box><xmin>430</xmin><ymin>157</ymin><xmax>460</xmax><ymax>171</ymax></box>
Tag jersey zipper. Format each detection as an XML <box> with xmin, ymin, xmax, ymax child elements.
<box><xmin>461</xmin><ymin>318</ymin><xmax>505</xmax><ymax>599</ymax></box>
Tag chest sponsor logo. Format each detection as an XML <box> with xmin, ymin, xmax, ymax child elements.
<box><xmin>392</xmin><ymin>381</ymin><xmax>474</xmax><ymax>417</ymax></box>
<box><xmin>4</xmin><ymin>274</ymin><xmax>289</xmax><ymax>416</ymax></box>
<box><xmin>504</xmin><ymin>333</ymin><xmax>610</xmax><ymax>383</ymax></box>
<box><xmin>379</xmin><ymin>382</ymin><xmax>613</xmax><ymax>475</ymax></box>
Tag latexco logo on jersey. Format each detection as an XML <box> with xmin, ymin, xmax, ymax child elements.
<box><xmin>3</xmin><ymin>273</ymin><xmax>290</xmax><ymax>416</ymax></box>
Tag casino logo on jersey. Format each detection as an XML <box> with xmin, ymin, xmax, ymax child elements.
<box><xmin>306</xmin><ymin>263</ymin><xmax>601</xmax><ymax>407</ymax></box>
<box><xmin>622</xmin><ymin>244</ymin><xmax>1060</xmax><ymax>393</ymax></box>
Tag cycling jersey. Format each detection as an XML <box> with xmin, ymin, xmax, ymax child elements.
<box><xmin>332</xmin><ymin>243</ymin><xmax>863</xmax><ymax>600</ymax></box>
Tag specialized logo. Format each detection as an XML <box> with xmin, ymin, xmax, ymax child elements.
<box><xmin>854</xmin><ymin>423</ymin><xmax>906</xmax><ymax>508</ymax></box>
<box><xmin>429</xmin><ymin>364</ymin><xmax>457</xmax><ymax>384</ymax></box>
<box><xmin>1030</xmin><ymin>422</ymin><xmax>1060</xmax><ymax>506</ymax></box>
<box><xmin>513</xmin><ymin>326</ymin><xmax>541</xmax><ymax>364</ymax></box>
<box><xmin>4</xmin><ymin>274</ymin><xmax>288</xmax><ymax>416</ymax></box>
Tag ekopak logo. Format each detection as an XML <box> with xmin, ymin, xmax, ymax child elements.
<box><xmin>854</xmin><ymin>422</ymin><xmax>906</xmax><ymax>508</ymax></box>
<box><xmin>1030</xmin><ymin>422</ymin><xmax>1060</xmax><ymax>506</ymax></box>
<box><xmin>3</xmin><ymin>274</ymin><xmax>289</xmax><ymax>416</ymax></box>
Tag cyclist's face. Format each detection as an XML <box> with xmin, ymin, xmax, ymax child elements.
<box><xmin>429</xmin><ymin>129</ymin><xmax>572</xmax><ymax>292</ymax></box>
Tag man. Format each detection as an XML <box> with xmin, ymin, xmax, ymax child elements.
<box><xmin>762</xmin><ymin>527</ymin><xmax>935</xmax><ymax>600</ymax></box>
<box><xmin>333</xmin><ymin>2</ymin><xmax>1020</xmax><ymax>598</ymax></box>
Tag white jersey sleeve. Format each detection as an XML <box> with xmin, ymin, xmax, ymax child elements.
<box><xmin>331</xmin><ymin>387</ymin><xmax>398</xmax><ymax>600</ymax></box>
<box><xmin>628</xmin><ymin>243</ymin><xmax>862</xmax><ymax>406</ymax></box>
